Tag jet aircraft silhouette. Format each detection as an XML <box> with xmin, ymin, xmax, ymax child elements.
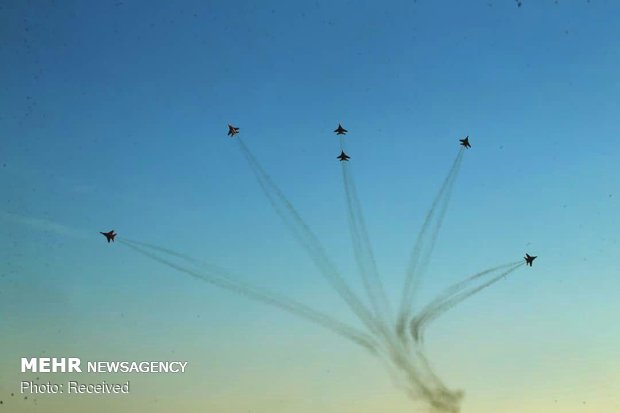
<box><xmin>228</xmin><ymin>124</ymin><xmax>239</xmax><ymax>137</ymax></box>
<box><xmin>459</xmin><ymin>136</ymin><xmax>471</xmax><ymax>148</ymax></box>
<box><xmin>100</xmin><ymin>230</ymin><xmax>117</xmax><ymax>243</ymax></box>
<box><xmin>524</xmin><ymin>253</ymin><xmax>537</xmax><ymax>266</ymax></box>
<box><xmin>334</xmin><ymin>124</ymin><xmax>348</xmax><ymax>135</ymax></box>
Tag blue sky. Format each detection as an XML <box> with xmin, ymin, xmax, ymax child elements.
<box><xmin>1</xmin><ymin>1</ymin><xmax>619</xmax><ymax>412</ymax></box>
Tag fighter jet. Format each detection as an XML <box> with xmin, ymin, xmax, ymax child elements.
<box><xmin>459</xmin><ymin>136</ymin><xmax>471</xmax><ymax>148</ymax></box>
<box><xmin>227</xmin><ymin>124</ymin><xmax>239</xmax><ymax>137</ymax></box>
<box><xmin>524</xmin><ymin>253</ymin><xmax>537</xmax><ymax>266</ymax></box>
<box><xmin>100</xmin><ymin>230</ymin><xmax>117</xmax><ymax>243</ymax></box>
<box><xmin>334</xmin><ymin>124</ymin><xmax>348</xmax><ymax>135</ymax></box>
<box><xmin>337</xmin><ymin>151</ymin><xmax>350</xmax><ymax>162</ymax></box>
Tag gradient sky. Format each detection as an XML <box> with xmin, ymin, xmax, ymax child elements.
<box><xmin>1</xmin><ymin>1</ymin><xmax>619</xmax><ymax>412</ymax></box>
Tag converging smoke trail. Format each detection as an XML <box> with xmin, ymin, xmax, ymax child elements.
<box><xmin>389</xmin><ymin>348</ymin><xmax>463</xmax><ymax>413</ymax></box>
<box><xmin>418</xmin><ymin>152</ymin><xmax>464</xmax><ymax>276</ymax></box>
<box><xmin>118</xmin><ymin>239</ymin><xmax>379</xmax><ymax>353</ymax></box>
<box><xmin>424</xmin><ymin>261</ymin><xmax>522</xmax><ymax>310</ymax></box>
<box><xmin>410</xmin><ymin>263</ymin><xmax>524</xmax><ymax>342</ymax></box>
<box><xmin>122</xmin><ymin>237</ymin><xmax>226</xmax><ymax>266</ymax></box>
<box><xmin>341</xmin><ymin>162</ymin><xmax>392</xmax><ymax>330</ymax></box>
<box><xmin>236</xmin><ymin>138</ymin><xmax>384</xmax><ymax>340</ymax></box>
<box><xmin>1</xmin><ymin>209</ymin><xmax>381</xmax><ymax>354</ymax></box>
<box><xmin>397</xmin><ymin>149</ymin><xmax>465</xmax><ymax>341</ymax></box>
<box><xmin>400</xmin><ymin>150</ymin><xmax>464</xmax><ymax>322</ymax></box>
<box><xmin>385</xmin><ymin>263</ymin><xmax>525</xmax><ymax>412</ymax></box>
<box><xmin>336</xmin><ymin>142</ymin><xmax>464</xmax><ymax>411</ymax></box>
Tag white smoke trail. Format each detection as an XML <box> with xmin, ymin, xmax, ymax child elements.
<box><xmin>119</xmin><ymin>239</ymin><xmax>379</xmax><ymax>353</ymax></box>
<box><xmin>410</xmin><ymin>263</ymin><xmax>525</xmax><ymax>342</ymax></box>
<box><xmin>236</xmin><ymin>137</ymin><xmax>385</xmax><ymax>340</ymax></box>
<box><xmin>397</xmin><ymin>149</ymin><xmax>465</xmax><ymax>342</ymax></box>
<box><xmin>341</xmin><ymin>162</ymin><xmax>393</xmax><ymax>331</ymax></box>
